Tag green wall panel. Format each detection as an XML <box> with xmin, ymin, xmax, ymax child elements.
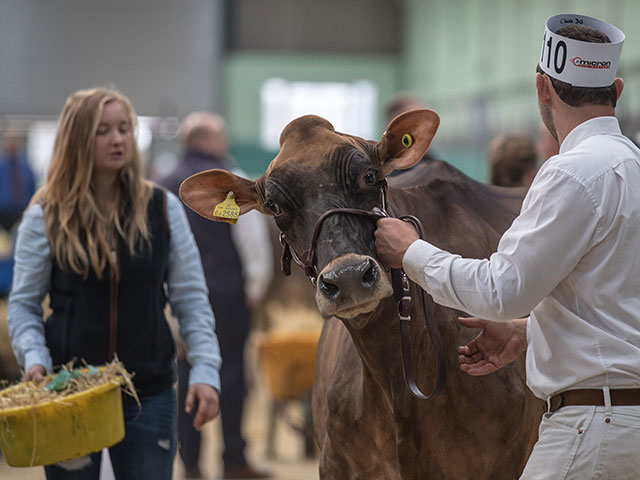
<box><xmin>401</xmin><ymin>0</ymin><xmax>640</xmax><ymax>178</ymax></box>
<box><xmin>222</xmin><ymin>2</ymin><xmax>640</xmax><ymax>180</ymax></box>
<box><xmin>222</xmin><ymin>52</ymin><xmax>399</xmax><ymax>176</ymax></box>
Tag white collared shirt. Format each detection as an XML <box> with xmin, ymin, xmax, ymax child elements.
<box><xmin>403</xmin><ymin>116</ymin><xmax>640</xmax><ymax>399</ymax></box>
<box><xmin>230</xmin><ymin>168</ymin><xmax>274</xmax><ymax>304</ymax></box>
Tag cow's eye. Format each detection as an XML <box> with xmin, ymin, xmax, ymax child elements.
<box><xmin>264</xmin><ymin>198</ymin><xmax>282</xmax><ymax>217</ymax></box>
<box><xmin>363</xmin><ymin>171</ymin><xmax>377</xmax><ymax>185</ymax></box>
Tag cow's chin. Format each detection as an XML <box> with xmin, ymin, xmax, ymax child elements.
<box><xmin>334</xmin><ymin>299</ymin><xmax>380</xmax><ymax>320</ymax></box>
<box><xmin>318</xmin><ymin>295</ymin><xmax>390</xmax><ymax>327</ymax></box>
<box><xmin>315</xmin><ymin>254</ymin><xmax>393</xmax><ymax>326</ymax></box>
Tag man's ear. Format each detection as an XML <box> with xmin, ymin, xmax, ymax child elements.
<box><xmin>536</xmin><ymin>72</ymin><xmax>554</xmax><ymax>104</ymax></box>
<box><xmin>614</xmin><ymin>77</ymin><xmax>624</xmax><ymax>101</ymax></box>
<box><xmin>179</xmin><ymin>169</ymin><xmax>267</xmax><ymax>221</ymax></box>
<box><xmin>377</xmin><ymin>109</ymin><xmax>440</xmax><ymax>176</ymax></box>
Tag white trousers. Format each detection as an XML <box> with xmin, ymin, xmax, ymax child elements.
<box><xmin>521</xmin><ymin>404</ymin><xmax>640</xmax><ymax>479</ymax></box>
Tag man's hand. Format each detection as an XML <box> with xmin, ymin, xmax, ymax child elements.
<box><xmin>457</xmin><ymin>317</ymin><xmax>528</xmax><ymax>376</ymax></box>
<box><xmin>185</xmin><ymin>383</ymin><xmax>220</xmax><ymax>430</ymax></box>
<box><xmin>374</xmin><ymin>218</ymin><xmax>419</xmax><ymax>268</ymax></box>
<box><xmin>23</xmin><ymin>364</ymin><xmax>46</xmax><ymax>383</ymax></box>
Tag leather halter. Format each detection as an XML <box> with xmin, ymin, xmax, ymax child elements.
<box><xmin>277</xmin><ymin>181</ymin><xmax>446</xmax><ymax>400</ymax></box>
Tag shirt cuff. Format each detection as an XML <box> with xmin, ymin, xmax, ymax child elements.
<box><xmin>188</xmin><ymin>364</ymin><xmax>221</xmax><ymax>393</ymax></box>
<box><xmin>24</xmin><ymin>349</ymin><xmax>53</xmax><ymax>375</ymax></box>
<box><xmin>402</xmin><ymin>239</ymin><xmax>443</xmax><ymax>286</ymax></box>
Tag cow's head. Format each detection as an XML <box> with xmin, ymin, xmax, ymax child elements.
<box><xmin>180</xmin><ymin>110</ymin><xmax>439</xmax><ymax>325</ymax></box>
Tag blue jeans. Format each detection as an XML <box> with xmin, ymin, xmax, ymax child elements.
<box><xmin>45</xmin><ymin>386</ymin><xmax>177</xmax><ymax>480</ymax></box>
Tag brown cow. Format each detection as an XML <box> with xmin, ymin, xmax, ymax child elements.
<box><xmin>180</xmin><ymin>110</ymin><xmax>544</xmax><ymax>479</ymax></box>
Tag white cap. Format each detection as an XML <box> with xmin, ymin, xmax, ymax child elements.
<box><xmin>539</xmin><ymin>14</ymin><xmax>624</xmax><ymax>87</ymax></box>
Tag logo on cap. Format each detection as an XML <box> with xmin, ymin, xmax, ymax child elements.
<box><xmin>570</xmin><ymin>57</ymin><xmax>612</xmax><ymax>69</ymax></box>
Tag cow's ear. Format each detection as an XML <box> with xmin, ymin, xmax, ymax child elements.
<box><xmin>179</xmin><ymin>169</ymin><xmax>266</xmax><ymax>222</ymax></box>
<box><xmin>377</xmin><ymin>109</ymin><xmax>440</xmax><ymax>176</ymax></box>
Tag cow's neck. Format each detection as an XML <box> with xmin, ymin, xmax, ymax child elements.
<box><xmin>385</xmin><ymin>182</ymin><xmax>510</xmax><ymax>256</ymax></box>
<box><xmin>361</xmin><ymin>182</ymin><xmax>513</xmax><ymax>404</ymax></box>
<box><xmin>341</xmin><ymin>298</ymin><xmax>419</xmax><ymax>407</ymax></box>
<box><xmin>341</xmin><ymin>282</ymin><xmax>455</xmax><ymax>403</ymax></box>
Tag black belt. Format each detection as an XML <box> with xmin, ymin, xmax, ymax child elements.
<box><xmin>547</xmin><ymin>388</ymin><xmax>640</xmax><ymax>413</ymax></box>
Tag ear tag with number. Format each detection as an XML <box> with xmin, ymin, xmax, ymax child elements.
<box><xmin>213</xmin><ymin>191</ymin><xmax>240</xmax><ymax>224</ymax></box>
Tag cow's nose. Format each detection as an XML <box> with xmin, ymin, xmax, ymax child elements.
<box><xmin>318</xmin><ymin>257</ymin><xmax>379</xmax><ymax>300</ymax></box>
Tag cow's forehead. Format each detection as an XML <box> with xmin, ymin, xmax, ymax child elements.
<box><xmin>266</xmin><ymin>115</ymin><xmax>370</xmax><ymax>174</ymax></box>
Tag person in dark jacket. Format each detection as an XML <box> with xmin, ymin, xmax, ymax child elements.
<box><xmin>159</xmin><ymin>112</ymin><xmax>272</xmax><ymax>480</ymax></box>
<box><xmin>0</xmin><ymin>129</ymin><xmax>36</xmax><ymax>231</ymax></box>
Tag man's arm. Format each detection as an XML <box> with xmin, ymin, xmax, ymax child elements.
<box><xmin>375</xmin><ymin>167</ymin><xmax>600</xmax><ymax>321</ymax></box>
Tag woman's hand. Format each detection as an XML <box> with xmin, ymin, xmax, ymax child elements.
<box><xmin>23</xmin><ymin>364</ymin><xmax>46</xmax><ymax>383</ymax></box>
<box><xmin>185</xmin><ymin>383</ymin><xmax>220</xmax><ymax>431</ymax></box>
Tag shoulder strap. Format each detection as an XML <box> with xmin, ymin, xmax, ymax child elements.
<box><xmin>160</xmin><ymin>187</ymin><xmax>172</xmax><ymax>240</ymax></box>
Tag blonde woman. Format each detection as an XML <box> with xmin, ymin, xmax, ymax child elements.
<box><xmin>8</xmin><ymin>87</ymin><xmax>221</xmax><ymax>479</ymax></box>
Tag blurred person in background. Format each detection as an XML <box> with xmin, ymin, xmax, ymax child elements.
<box><xmin>487</xmin><ymin>133</ymin><xmax>539</xmax><ymax>188</ymax></box>
<box><xmin>384</xmin><ymin>95</ymin><xmax>424</xmax><ymax>125</ymax></box>
<box><xmin>0</xmin><ymin>128</ymin><xmax>37</xmax><ymax>298</ymax></box>
<box><xmin>158</xmin><ymin>112</ymin><xmax>273</xmax><ymax>480</ymax></box>
<box><xmin>8</xmin><ymin>87</ymin><xmax>221</xmax><ymax>480</ymax></box>
<box><xmin>0</xmin><ymin>128</ymin><xmax>36</xmax><ymax>231</ymax></box>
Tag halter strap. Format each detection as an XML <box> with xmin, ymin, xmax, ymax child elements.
<box><xmin>276</xmin><ymin>180</ymin><xmax>446</xmax><ymax>400</ymax></box>
<box><xmin>279</xmin><ymin>181</ymin><xmax>388</xmax><ymax>284</ymax></box>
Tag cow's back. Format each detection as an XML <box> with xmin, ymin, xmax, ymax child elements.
<box><xmin>313</xmin><ymin>160</ymin><xmax>543</xmax><ymax>479</ymax></box>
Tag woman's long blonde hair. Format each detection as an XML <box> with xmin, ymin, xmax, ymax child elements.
<box><xmin>32</xmin><ymin>87</ymin><xmax>153</xmax><ymax>278</ymax></box>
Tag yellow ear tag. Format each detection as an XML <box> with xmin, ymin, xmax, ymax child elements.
<box><xmin>402</xmin><ymin>134</ymin><xmax>413</xmax><ymax>148</ymax></box>
<box><xmin>212</xmin><ymin>191</ymin><xmax>240</xmax><ymax>224</ymax></box>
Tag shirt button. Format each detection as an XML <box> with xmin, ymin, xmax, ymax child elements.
<box><xmin>605</xmin><ymin>418</ymin><xmax>611</xmax><ymax>423</ymax></box>
<box><xmin>578</xmin><ymin>429</ymin><xmax>583</xmax><ymax>434</ymax></box>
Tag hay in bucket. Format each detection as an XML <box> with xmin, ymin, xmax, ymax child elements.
<box><xmin>0</xmin><ymin>358</ymin><xmax>137</xmax><ymax>467</ymax></box>
<box><xmin>0</xmin><ymin>358</ymin><xmax>137</xmax><ymax>409</ymax></box>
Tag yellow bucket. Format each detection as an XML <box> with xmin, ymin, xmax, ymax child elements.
<box><xmin>256</xmin><ymin>330</ymin><xmax>320</xmax><ymax>400</ymax></box>
<box><xmin>0</xmin><ymin>380</ymin><xmax>125</xmax><ymax>467</ymax></box>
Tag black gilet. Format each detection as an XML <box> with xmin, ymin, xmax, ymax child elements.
<box><xmin>45</xmin><ymin>187</ymin><xmax>175</xmax><ymax>396</ymax></box>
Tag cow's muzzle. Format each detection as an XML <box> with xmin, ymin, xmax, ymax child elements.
<box><xmin>315</xmin><ymin>254</ymin><xmax>392</xmax><ymax>320</ymax></box>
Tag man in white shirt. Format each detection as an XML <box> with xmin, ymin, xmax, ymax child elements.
<box><xmin>375</xmin><ymin>14</ymin><xmax>640</xmax><ymax>479</ymax></box>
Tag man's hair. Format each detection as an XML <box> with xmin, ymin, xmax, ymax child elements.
<box><xmin>488</xmin><ymin>133</ymin><xmax>538</xmax><ymax>187</ymax></box>
<box><xmin>537</xmin><ymin>24</ymin><xmax>618</xmax><ymax>107</ymax></box>
<box><xmin>384</xmin><ymin>96</ymin><xmax>423</xmax><ymax>124</ymax></box>
<box><xmin>178</xmin><ymin>111</ymin><xmax>226</xmax><ymax>150</ymax></box>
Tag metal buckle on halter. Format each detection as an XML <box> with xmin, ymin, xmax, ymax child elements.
<box><xmin>397</xmin><ymin>271</ymin><xmax>412</xmax><ymax>321</ymax></box>
<box><xmin>372</xmin><ymin>206</ymin><xmax>388</xmax><ymax>218</ymax></box>
<box><xmin>398</xmin><ymin>296</ymin><xmax>412</xmax><ymax>321</ymax></box>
